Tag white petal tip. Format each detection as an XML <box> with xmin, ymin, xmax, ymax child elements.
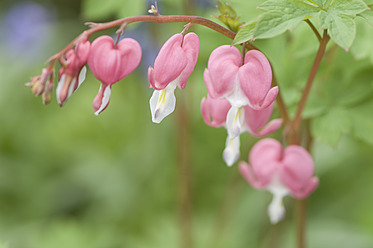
<box><xmin>223</xmin><ymin>136</ymin><xmax>240</xmax><ymax>167</ymax></box>
<box><xmin>149</xmin><ymin>87</ymin><xmax>176</xmax><ymax>124</ymax></box>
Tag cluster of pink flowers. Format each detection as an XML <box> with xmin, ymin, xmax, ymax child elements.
<box><xmin>198</xmin><ymin>44</ymin><xmax>318</xmax><ymax>223</ymax></box>
<box><xmin>201</xmin><ymin>45</ymin><xmax>282</xmax><ymax>166</ymax></box>
<box><xmin>27</xmin><ymin>29</ymin><xmax>318</xmax><ymax>224</ymax></box>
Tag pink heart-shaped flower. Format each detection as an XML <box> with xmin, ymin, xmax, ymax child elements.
<box><xmin>239</xmin><ymin>138</ymin><xmax>318</xmax><ymax>198</ymax></box>
<box><xmin>148</xmin><ymin>32</ymin><xmax>199</xmax><ymax>90</ymax></box>
<box><xmin>88</xmin><ymin>35</ymin><xmax>142</xmax><ymax>85</ymax></box>
<box><xmin>204</xmin><ymin>46</ymin><xmax>278</xmax><ymax>109</ymax></box>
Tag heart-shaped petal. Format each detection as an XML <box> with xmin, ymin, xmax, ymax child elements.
<box><xmin>239</xmin><ymin>50</ymin><xmax>275</xmax><ymax>109</ymax></box>
<box><xmin>249</xmin><ymin>138</ymin><xmax>283</xmax><ymax>186</ymax></box>
<box><xmin>178</xmin><ymin>32</ymin><xmax>199</xmax><ymax>89</ymax></box>
<box><xmin>149</xmin><ymin>34</ymin><xmax>188</xmax><ymax>90</ymax></box>
<box><xmin>243</xmin><ymin>103</ymin><xmax>282</xmax><ymax>137</ymax></box>
<box><xmin>204</xmin><ymin>45</ymin><xmax>241</xmax><ymax>99</ymax></box>
<box><xmin>88</xmin><ymin>35</ymin><xmax>142</xmax><ymax>85</ymax></box>
<box><xmin>280</xmin><ymin>145</ymin><xmax>316</xmax><ymax>196</ymax></box>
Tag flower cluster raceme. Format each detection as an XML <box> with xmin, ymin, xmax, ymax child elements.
<box><xmin>201</xmin><ymin>45</ymin><xmax>281</xmax><ymax>166</ymax></box>
<box><xmin>27</xmin><ymin>31</ymin><xmax>200</xmax><ymax>119</ymax></box>
<box><xmin>239</xmin><ymin>138</ymin><xmax>319</xmax><ymax>224</ymax></box>
<box><xmin>148</xmin><ymin>32</ymin><xmax>199</xmax><ymax>123</ymax></box>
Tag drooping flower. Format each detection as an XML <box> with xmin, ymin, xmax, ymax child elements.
<box><xmin>148</xmin><ymin>32</ymin><xmax>199</xmax><ymax>123</ymax></box>
<box><xmin>201</xmin><ymin>95</ymin><xmax>282</xmax><ymax>166</ymax></box>
<box><xmin>56</xmin><ymin>36</ymin><xmax>90</xmax><ymax>106</ymax></box>
<box><xmin>204</xmin><ymin>45</ymin><xmax>278</xmax><ymax>139</ymax></box>
<box><xmin>239</xmin><ymin>138</ymin><xmax>319</xmax><ymax>224</ymax></box>
<box><xmin>88</xmin><ymin>35</ymin><xmax>142</xmax><ymax>115</ymax></box>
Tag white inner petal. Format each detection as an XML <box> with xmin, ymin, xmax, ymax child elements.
<box><xmin>94</xmin><ymin>85</ymin><xmax>111</xmax><ymax>116</ymax></box>
<box><xmin>223</xmin><ymin>135</ymin><xmax>240</xmax><ymax>167</ymax></box>
<box><xmin>267</xmin><ymin>174</ymin><xmax>290</xmax><ymax>224</ymax></box>
<box><xmin>226</xmin><ymin>106</ymin><xmax>245</xmax><ymax>139</ymax></box>
<box><xmin>67</xmin><ymin>78</ymin><xmax>77</xmax><ymax>100</ymax></box>
<box><xmin>77</xmin><ymin>66</ymin><xmax>87</xmax><ymax>88</ymax></box>
<box><xmin>56</xmin><ymin>74</ymin><xmax>65</xmax><ymax>105</ymax></box>
<box><xmin>226</xmin><ymin>74</ymin><xmax>249</xmax><ymax>107</ymax></box>
<box><xmin>149</xmin><ymin>82</ymin><xmax>177</xmax><ymax>124</ymax></box>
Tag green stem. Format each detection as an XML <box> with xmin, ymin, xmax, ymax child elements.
<box><xmin>287</xmin><ymin>30</ymin><xmax>329</xmax><ymax>248</ymax></box>
<box><xmin>305</xmin><ymin>19</ymin><xmax>321</xmax><ymax>43</ymax></box>
<box><xmin>48</xmin><ymin>15</ymin><xmax>239</xmax><ymax>63</ymax></box>
<box><xmin>296</xmin><ymin>199</ymin><xmax>307</xmax><ymax>248</ymax></box>
<box><xmin>289</xmin><ymin>29</ymin><xmax>330</xmax><ymax>144</ymax></box>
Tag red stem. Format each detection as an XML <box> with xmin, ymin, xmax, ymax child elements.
<box><xmin>289</xmin><ymin>30</ymin><xmax>330</xmax><ymax>144</ymax></box>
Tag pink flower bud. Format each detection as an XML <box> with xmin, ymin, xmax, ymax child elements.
<box><xmin>239</xmin><ymin>138</ymin><xmax>318</xmax><ymax>223</ymax></box>
<box><xmin>148</xmin><ymin>33</ymin><xmax>199</xmax><ymax>123</ymax></box>
<box><xmin>56</xmin><ymin>38</ymin><xmax>91</xmax><ymax>106</ymax></box>
<box><xmin>204</xmin><ymin>45</ymin><xmax>278</xmax><ymax>110</ymax></box>
<box><xmin>88</xmin><ymin>35</ymin><xmax>142</xmax><ymax>115</ymax></box>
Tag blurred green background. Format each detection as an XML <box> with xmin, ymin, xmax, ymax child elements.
<box><xmin>1</xmin><ymin>0</ymin><xmax>373</xmax><ymax>247</ymax></box>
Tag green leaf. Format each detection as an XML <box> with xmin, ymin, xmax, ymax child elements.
<box><xmin>320</xmin><ymin>0</ymin><xmax>333</xmax><ymax>8</ymax></box>
<box><xmin>358</xmin><ymin>6</ymin><xmax>373</xmax><ymax>25</ymax></box>
<box><xmin>330</xmin><ymin>0</ymin><xmax>368</xmax><ymax>15</ymax></box>
<box><xmin>254</xmin><ymin>11</ymin><xmax>310</xmax><ymax>39</ymax></box>
<box><xmin>233</xmin><ymin>0</ymin><xmax>319</xmax><ymax>44</ymax></box>
<box><xmin>320</xmin><ymin>11</ymin><xmax>356</xmax><ymax>50</ymax></box>
<box><xmin>312</xmin><ymin>107</ymin><xmax>352</xmax><ymax>146</ymax></box>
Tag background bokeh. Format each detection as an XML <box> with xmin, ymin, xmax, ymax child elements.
<box><xmin>1</xmin><ymin>0</ymin><xmax>373</xmax><ymax>247</ymax></box>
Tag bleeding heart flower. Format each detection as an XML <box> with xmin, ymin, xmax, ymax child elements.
<box><xmin>56</xmin><ymin>36</ymin><xmax>90</xmax><ymax>106</ymax></box>
<box><xmin>88</xmin><ymin>35</ymin><xmax>142</xmax><ymax>115</ymax></box>
<box><xmin>204</xmin><ymin>45</ymin><xmax>278</xmax><ymax>139</ymax></box>
<box><xmin>201</xmin><ymin>95</ymin><xmax>282</xmax><ymax>166</ymax></box>
<box><xmin>148</xmin><ymin>32</ymin><xmax>199</xmax><ymax>123</ymax></box>
<box><xmin>239</xmin><ymin>138</ymin><xmax>318</xmax><ymax>224</ymax></box>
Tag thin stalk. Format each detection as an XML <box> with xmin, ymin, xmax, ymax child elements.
<box><xmin>288</xmin><ymin>30</ymin><xmax>329</xmax><ymax>248</ymax></box>
<box><xmin>291</xmin><ymin>30</ymin><xmax>330</xmax><ymax>137</ymax></box>
<box><xmin>305</xmin><ymin>19</ymin><xmax>321</xmax><ymax>43</ymax></box>
<box><xmin>48</xmin><ymin>15</ymin><xmax>241</xmax><ymax>63</ymax></box>
<box><xmin>296</xmin><ymin>199</ymin><xmax>307</xmax><ymax>248</ymax></box>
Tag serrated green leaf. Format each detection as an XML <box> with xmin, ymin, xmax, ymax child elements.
<box><xmin>253</xmin><ymin>10</ymin><xmax>314</xmax><ymax>39</ymax></box>
<box><xmin>330</xmin><ymin>0</ymin><xmax>368</xmax><ymax>15</ymax></box>
<box><xmin>233</xmin><ymin>20</ymin><xmax>257</xmax><ymax>44</ymax></box>
<box><xmin>308</xmin><ymin>0</ymin><xmax>332</xmax><ymax>8</ymax></box>
<box><xmin>259</xmin><ymin>0</ymin><xmax>320</xmax><ymax>12</ymax></box>
<box><xmin>233</xmin><ymin>0</ymin><xmax>319</xmax><ymax>44</ymax></box>
<box><xmin>320</xmin><ymin>11</ymin><xmax>356</xmax><ymax>50</ymax></box>
<box><xmin>312</xmin><ymin>107</ymin><xmax>352</xmax><ymax>146</ymax></box>
<box><xmin>358</xmin><ymin>6</ymin><xmax>373</xmax><ymax>25</ymax></box>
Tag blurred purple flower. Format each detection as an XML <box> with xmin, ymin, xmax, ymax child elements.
<box><xmin>0</xmin><ymin>2</ymin><xmax>56</xmax><ymax>60</ymax></box>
